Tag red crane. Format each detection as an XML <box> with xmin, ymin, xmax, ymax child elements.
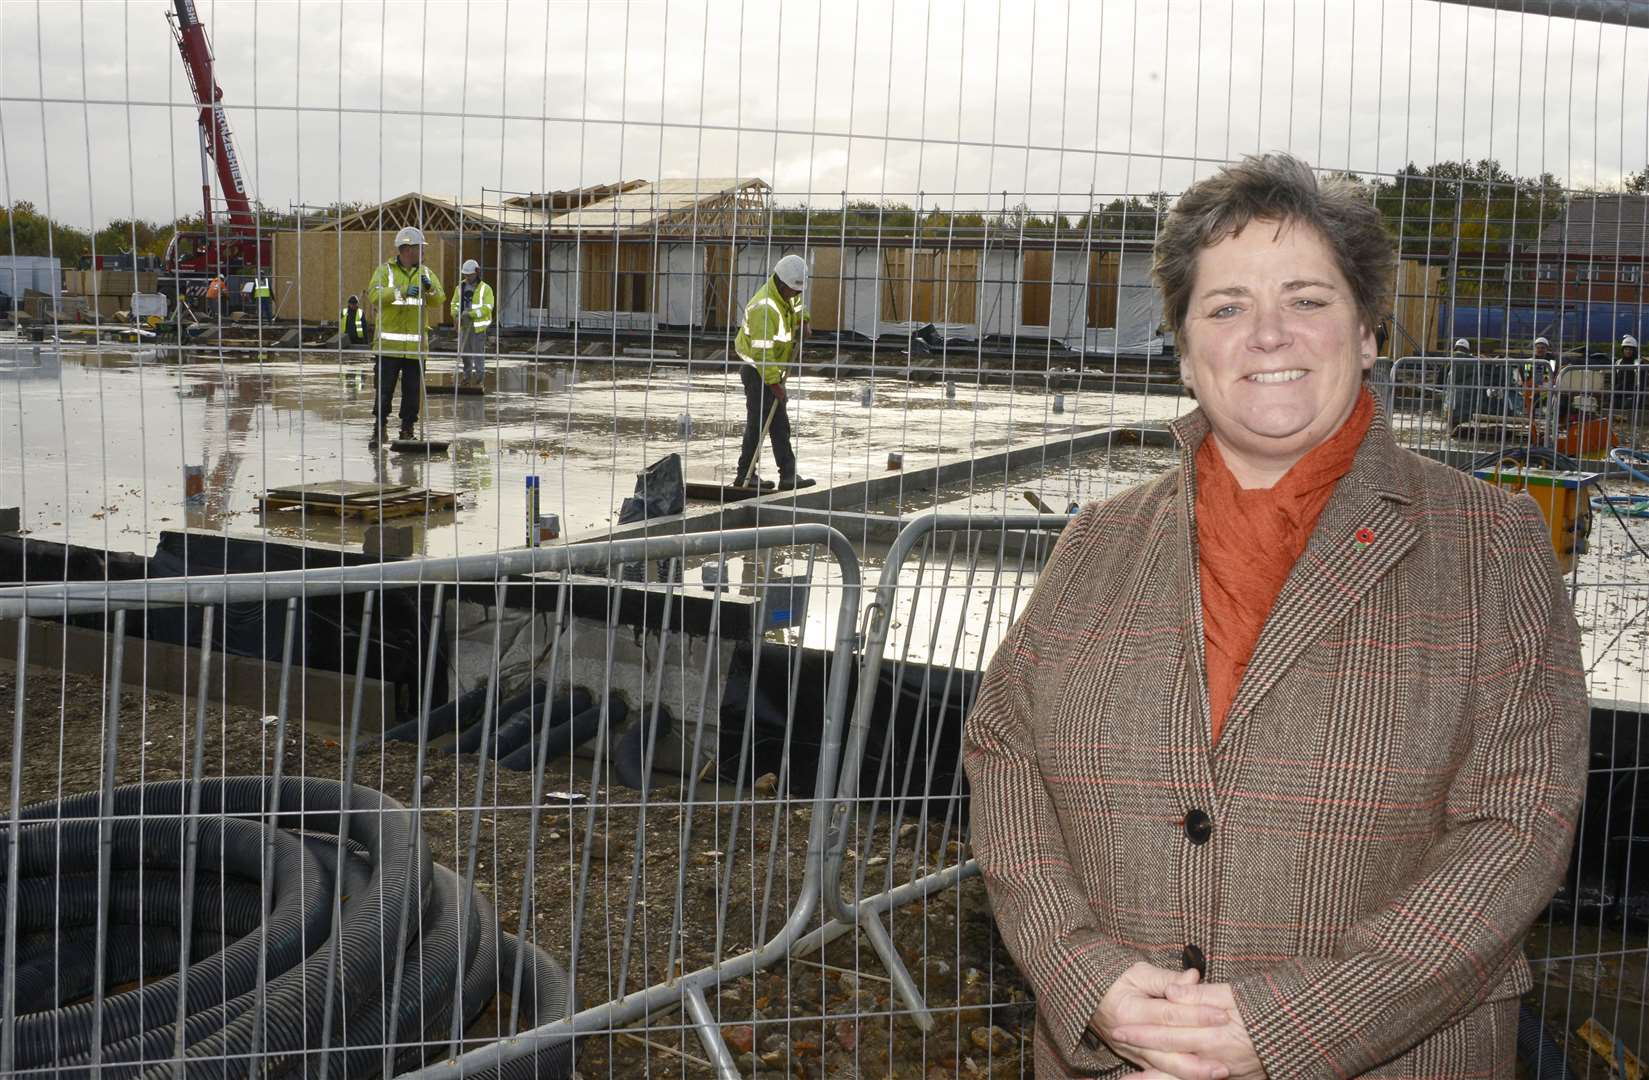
<box><xmin>163</xmin><ymin>0</ymin><xmax>268</xmax><ymax>293</ymax></box>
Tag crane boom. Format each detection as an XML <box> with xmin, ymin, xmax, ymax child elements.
<box><xmin>168</xmin><ymin>0</ymin><xmax>254</xmax><ymax>229</ymax></box>
<box><xmin>162</xmin><ymin>0</ymin><xmax>268</xmax><ymax>289</ymax></box>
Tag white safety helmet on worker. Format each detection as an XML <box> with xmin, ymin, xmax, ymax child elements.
<box><xmin>1624</xmin><ymin>334</ymin><xmax>1639</xmax><ymax>349</ymax></box>
<box><xmin>394</xmin><ymin>226</ymin><xmax>426</xmax><ymax>249</ymax></box>
<box><xmin>461</xmin><ymin>259</ymin><xmax>480</xmax><ymax>275</ymax></box>
<box><xmin>1533</xmin><ymin>336</ymin><xmax>1549</xmax><ymax>347</ymax></box>
<box><xmin>774</xmin><ymin>254</ymin><xmax>807</xmax><ymax>291</ymax></box>
<box><xmin>1453</xmin><ymin>338</ymin><xmax>1471</xmax><ymax>351</ymax></box>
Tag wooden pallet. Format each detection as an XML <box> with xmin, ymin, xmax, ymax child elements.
<box><xmin>258</xmin><ymin>480</ymin><xmax>457</xmax><ymax>519</ymax></box>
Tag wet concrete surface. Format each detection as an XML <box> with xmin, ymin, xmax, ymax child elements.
<box><xmin>0</xmin><ymin>343</ymin><xmax>1185</xmax><ymax>561</ymax></box>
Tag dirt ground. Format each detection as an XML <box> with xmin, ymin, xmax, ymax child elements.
<box><xmin>0</xmin><ymin>661</ymin><xmax>1036</xmax><ymax>1079</ymax></box>
<box><xmin>2</xmin><ymin>662</ymin><xmax>1643</xmax><ymax>1078</ymax></box>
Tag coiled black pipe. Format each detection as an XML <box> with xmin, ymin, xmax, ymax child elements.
<box><xmin>496</xmin><ymin>698</ymin><xmax>610</xmax><ymax>774</ymax></box>
<box><xmin>384</xmin><ymin>682</ymin><xmax>496</xmax><ymax>744</ymax></box>
<box><xmin>1517</xmin><ymin>1003</ymin><xmax>1574</xmax><ymax>1080</ymax></box>
<box><xmin>486</xmin><ymin>688</ymin><xmax>593</xmax><ymax>760</ymax></box>
<box><xmin>450</xmin><ymin>682</ymin><xmax>560</xmax><ymax>756</ymax></box>
<box><xmin>2</xmin><ymin>778</ymin><xmax>575</xmax><ymax>1080</ymax></box>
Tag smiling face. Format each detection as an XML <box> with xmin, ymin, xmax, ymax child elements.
<box><xmin>1179</xmin><ymin>218</ymin><xmax>1375</xmax><ymax>488</ymax></box>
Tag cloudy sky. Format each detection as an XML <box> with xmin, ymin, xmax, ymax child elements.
<box><xmin>2</xmin><ymin>0</ymin><xmax>1645</xmax><ymax>229</ymax></box>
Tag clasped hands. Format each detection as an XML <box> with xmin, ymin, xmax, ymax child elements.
<box><xmin>1090</xmin><ymin>962</ymin><xmax>1264</xmax><ymax>1080</ymax></box>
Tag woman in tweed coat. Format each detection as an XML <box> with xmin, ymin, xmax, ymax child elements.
<box><xmin>962</xmin><ymin>154</ymin><xmax>1589</xmax><ymax>1079</ymax></box>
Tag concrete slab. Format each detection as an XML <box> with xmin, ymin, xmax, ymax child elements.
<box><xmin>0</xmin><ymin>347</ymin><xmax>1187</xmax><ymax>559</ymax></box>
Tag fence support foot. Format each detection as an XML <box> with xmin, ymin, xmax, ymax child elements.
<box><xmin>861</xmin><ymin>908</ymin><xmax>935</xmax><ymax>1032</ymax></box>
<box><xmin>683</xmin><ymin>984</ymin><xmax>741</xmax><ymax>1079</ymax></box>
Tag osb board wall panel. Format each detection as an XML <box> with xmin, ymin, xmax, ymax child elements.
<box><xmin>574</xmin><ymin>242</ymin><xmax>655</xmax><ymax>314</ymax></box>
<box><xmin>1020</xmin><ymin>249</ymin><xmax>1053</xmax><ymax>327</ymax></box>
<box><xmin>808</xmin><ymin>246</ymin><xmax>843</xmax><ymax>330</ymax></box>
<box><xmin>1088</xmin><ymin>251</ymin><xmax>1120</xmax><ymax>329</ymax></box>
<box><xmin>1392</xmin><ymin>260</ymin><xmax>1442</xmax><ymax>356</ymax></box>
<box><xmin>702</xmin><ymin>245</ymin><xmax>736</xmax><ymax>328</ymax></box>
<box><xmin>274</xmin><ymin>230</ymin><xmax>456</xmax><ymax>324</ymax></box>
<box><xmin>880</xmin><ymin>250</ymin><xmax>981</xmax><ymax>324</ymax></box>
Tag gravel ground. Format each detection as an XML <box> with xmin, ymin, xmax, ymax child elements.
<box><xmin>2</xmin><ymin>659</ymin><xmax>1641</xmax><ymax>1079</ymax></box>
<box><xmin>0</xmin><ymin>660</ymin><xmax>1035</xmax><ymax>1079</ymax></box>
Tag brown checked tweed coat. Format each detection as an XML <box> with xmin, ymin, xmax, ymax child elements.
<box><xmin>962</xmin><ymin>400</ymin><xmax>1590</xmax><ymax>1078</ymax></box>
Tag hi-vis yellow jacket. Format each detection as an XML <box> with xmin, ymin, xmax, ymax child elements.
<box><xmin>733</xmin><ymin>275</ymin><xmax>808</xmax><ymax>385</ymax></box>
<box><xmin>366</xmin><ymin>260</ymin><xmax>446</xmax><ymax>356</ymax></box>
<box><xmin>450</xmin><ymin>280</ymin><xmax>495</xmax><ymax>333</ymax></box>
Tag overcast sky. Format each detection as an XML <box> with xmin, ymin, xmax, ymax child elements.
<box><xmin>2</xmin><ymin>0</ymin><xmax>1645</xmax><ymax>229</ymax></box>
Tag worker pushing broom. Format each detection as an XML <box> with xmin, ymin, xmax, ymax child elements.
<box><xmin>367</xmin><ymin>226</ymin><xmax>446</xmax><ymax>451</ymax></box>
<box><xmin>733</xmin><ymin>254</ymin><xmax>814</xmax><ymax>489</ymax></box>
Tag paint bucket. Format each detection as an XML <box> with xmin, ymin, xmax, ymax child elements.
<box><xmin>535</xmin><ymin>514</ymin><xmax>560</xmax><ymax>544</ymax></box>
<box><xmin>887</xmin><ymin>452</ymin><xmax>903</xmax><ymax>470</ymax></box>
<box><xmin>701</xmin><ymin>559</ymin><xmax>727</xmax><ymax>590</ymax></box>
<box><xmin>183</xmin><ymin>465</ymin><xmax>206</xmax><ymax>504</ymax></box>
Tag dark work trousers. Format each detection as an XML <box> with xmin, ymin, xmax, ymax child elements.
<box><xmin>376</xmin><ymin>354</ymin><xmax>423</xmax><ymax>433</ymax></box>
<box><xmin>735</xmin><ymin>362</ymin><xmax>795</xmax><ymax>484</ymax></box>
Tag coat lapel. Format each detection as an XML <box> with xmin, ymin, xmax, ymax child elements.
<box><xmin>1168</xmin><ymin>397</ymin><xmax>1421</xmax><ymax>754</ymax></box>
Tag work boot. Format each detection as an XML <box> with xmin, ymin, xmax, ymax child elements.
<box><xmin>398</xmin><ymin>426</ymin><xmax>416</xmax><ymax>442</ymax></box>
<box><xmin>368</xmin><ymin>427</ymin><xmax>383</xmax><ymax>450</ymax></box>
<box><xmin>777</xmin><ymin>474</ymin><xmax>812</xmax><ymax>489</ymax></box>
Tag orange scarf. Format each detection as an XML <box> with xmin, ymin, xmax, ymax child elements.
<box><xmin>1196</xmin><ymin>390</ymin><xmax>1375</xmax><ymax>744</ymax></box>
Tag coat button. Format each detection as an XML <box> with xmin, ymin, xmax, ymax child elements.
<box><xmin>1182</xmin><ymin>944</ymin><xmax>1207</xmax><ymax>978</ymax></box>
<box><xmin>1184</xmin><ymin>808</ymin><xmax>1213</xmax><ymax>845</ymax></box>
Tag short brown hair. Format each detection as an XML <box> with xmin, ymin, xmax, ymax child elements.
<box><xmin>1152</xmin><ymin>153</ymin><xmax>1395</xmax><ymax>339</ymax></box>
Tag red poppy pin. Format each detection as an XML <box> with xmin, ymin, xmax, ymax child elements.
<box><xmin>1354</xmin><ymin>526</ymin><xmax>1376</xmax><ymax>548</ymax></box>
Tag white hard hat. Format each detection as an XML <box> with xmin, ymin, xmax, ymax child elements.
<box><xmin>461</xmin><ymin>259</ymin><xmax>480</xmax><ymax>275</ymax></box>
<box><xmin>1453</xmin><ymin>338</ymin><xmax>1471</xmax><ymax>350</ymax></box>
<box><xmin>1623</xmin><ymin>334</ymin><xmax>1639</xmax><ymax>348</ymax></box>
<box><xmin>394</xmin><ymin>226</ymin><xmax>426</xmax><ymax>248</ymax></box>
<box><xmin>774</xmin><ymin>254</ymin><xmax>807</xmax><ymax>291</ymax></box>
<box><xmin>1533</xmin><ymin>336</ymin><xmax>1549</xmax><ymax>346</ymax></box>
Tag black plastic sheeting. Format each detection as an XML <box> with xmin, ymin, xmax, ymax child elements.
<box><xmin>0</xmin><ymin>530</ymin><xmax>446</xmax><ymax>725</ymax></box>
<box><xmin>616</xmin><ymin>453</ymin><xmax>685</xmax><ymax>525</ymax></box>
<box><xmin>714</xmin><ymin>641</ymin><xmax>975</xmax><ymax>815</ymax></box>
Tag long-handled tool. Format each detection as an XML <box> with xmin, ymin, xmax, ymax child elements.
<box><xmin>1022</xmin><ymin>489</ymin><xmax>1056</xmax><ymax>514</ymax></box>
<box><xmin>389</xmin><ymin>357</ymin><xmax>450</xmax><ymax>455</ymax></box>
<box><xmin>737</xmin><ymin>395</ymin><xmax>781</xmax><ymax>489</ymax></box>
<box><xmin>388</xmin><ymin>269</ymin><xmax>450</xmax><ymax>456</ymax></box>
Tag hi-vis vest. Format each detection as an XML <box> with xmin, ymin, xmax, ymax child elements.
<box><xmin>450</xmin><ymin>280</ymin><xmax>495</xmax><ymax>333</ymax></box>
<box><xmin>366</xmin><ymin>260</ymin><xmax>446</xmax><ymax>356</ymax></box>
<box><xmin>733</xmin><ymin>275</ymin><xmax>808</xmax><ymax>385</ymax></box>
<box><xmin>253</xmin><ymin>277</ymin><xmax>272</xmax><ymax>299</ymax></box>
<box><xmin>340</xmin><ymin>305</ymin><xmax>366</xmax><ymax>341</ymax></box>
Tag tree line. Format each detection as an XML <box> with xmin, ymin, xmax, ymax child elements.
<box><xmin>3</xmin><ymin>162</ymin><xmax>1646</xmax><ymax>262</ymax></box>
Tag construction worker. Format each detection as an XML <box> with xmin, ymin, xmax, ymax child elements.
<box><xmin>253</xmin><ymin>275</ymin><xmax>273</xmax><ymax>321</ymax></box>
<box><xmin>339</xmin><ymin>294</ymin><xmax>368</xmax><ymax>349</ymax></box>
<box><xmin>365</xmin><ymin>226</ymin><xmax>446</xmax><ymax>448</ymax></box>
<box><xmin>733</xmin><ymin>254</ymin><xmax>812</xmax><ymax>489</ymax></box>
<box><xmin>1614</xmin><ymin>333</ymin><xmax>1642</xmax><ymax>420</ymax></box>
<box><xmin>1516</xmin><ymin>335</ymin><xmax>1553</xmax><ymax>418</ymax></box>
<box><xmin>450</xmin><ymin>259</ymin><xmax>494</xmax><ymax>384</ymax></box>
<box><xmin>204</xmin><ymin>273</ymin><xmax>226</xmax><ymax>318</ymax></box>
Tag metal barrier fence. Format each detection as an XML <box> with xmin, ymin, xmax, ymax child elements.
<box><xmin>0</xmin><ymin>525</ymin><xmax>886</xmax><ymax>1079</ymax></box>
<box><xmin>814</xmin><ymin>514</ymin><xmax>1068</xmax><ymax>1036</ymax></box>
